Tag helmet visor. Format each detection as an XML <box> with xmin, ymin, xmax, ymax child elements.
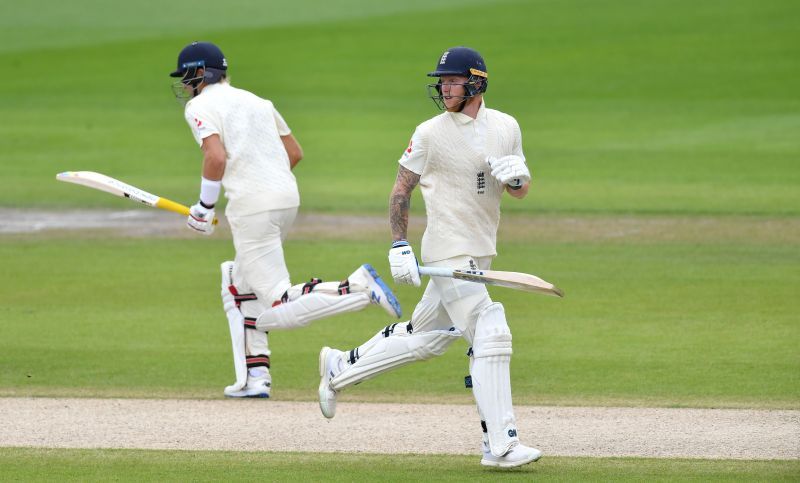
<box><xmin>170</xmin><ymin>63</ymin><xmax>204</xmax><ymax>105</ymax></box>
<box><xmin>426</xmin><ymin>78</ymin><xmax>478</xmax><ymax>111</ymax></box>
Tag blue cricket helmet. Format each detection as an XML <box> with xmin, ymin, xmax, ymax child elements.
<box><xmin>169</xmin><ymin>41</ymin><xmax>228</xmax><ymax>84</ymax></box>
<box><xmin>426</xmin><ymin>46</ymin><xmax>488</xmax><ymax>110</ymax></box>
<box><xmin>428</xmin><ymin>46</ymin><xmax>488</xmax><ymax>81</ymax></box>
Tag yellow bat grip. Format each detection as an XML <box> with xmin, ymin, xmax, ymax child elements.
<box><xmin>156</xmin><ymin>197</ymin><xmax>219</xmax><ymax>225</ymax></box>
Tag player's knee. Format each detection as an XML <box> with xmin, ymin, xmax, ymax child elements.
<box><xmin>413</xmin><ymin>327</ymin><xmax>461</xmax><ymax>360</ymax></box>
<box><xmin>381</xmin><ymin>322</ymin><xmax>412</xmax><ymax>338</ymax></box>
<box><xmin>472</xmin><ymin>302</ymin><xmax>512</xmax><ymax>358</ymax></box>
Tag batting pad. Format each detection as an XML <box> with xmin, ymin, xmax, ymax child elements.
<box><xmin>471</xmin><ymin>302</ymin><xmax>519</xmax><ymax>457</ymax></box>
<box><xmin>330</xmin><ymin>327</ymin><xmax>461</xmax><ymax>391</ymax></box>
<box><xmin>221</xmin><ymin>262</ymin><xmax>248</xmax><ymax>392</ymax></box>
<box><xmin>255</xmin><ymin>292</ymin><xmax>369</xmax><ymax>331</ymax></box>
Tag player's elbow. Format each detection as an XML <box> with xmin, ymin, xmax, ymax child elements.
<box><xmin>290</xmin><ymin>145</ymin><xmax>304</xmax><ymax>165</ymax></box>
<box><xmin>282</xmin><ymin>135</ymin><xmax>303</xmax><ymax>168</ymax></box>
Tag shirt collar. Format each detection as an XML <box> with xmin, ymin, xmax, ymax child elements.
<box><xmin>200</xmin><ymin>81</ymin><xmax>228</xmax><ymax>95</ymax></box>
<box><xmin>448</xmin><ymin>100</ymin><xmax>487</xmax><ymax>125</ymax></box>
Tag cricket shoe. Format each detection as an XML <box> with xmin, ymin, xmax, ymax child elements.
<box><xmin>318</xmin><ymin>346</ymin><xmax>344</xmax><ymax>418</ymax></box>
<box><xmin>347</xmin><ymin>264</ymin><xmax>402</xmax><ymax>319</ymax></box>
<box><xmin>224</xmin><ymin>368</ymin><xmax>271</xmax><ymax>398</ymax></box>
<box><xmin>481</xmin><ymin>442</ymin><xmax>542</xmax><ymax>468</ymax></box>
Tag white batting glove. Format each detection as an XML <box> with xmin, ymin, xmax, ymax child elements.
<box><xmin>487</xmin><ymin>155</ymin><xmax>530</xmax><ymax>189</ymax></box>
<box><xmin>388</xmin><ymin>241</ymin><xmax>421</xmax><ymax>287</ymax></box>
<box><xmin>187</xmin><ymin>202</ymin><xmax>215</xmax><ymax>235</ymax></box>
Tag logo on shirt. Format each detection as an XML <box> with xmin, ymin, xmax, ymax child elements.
<box><xmin>476</xmin><ymin>171</ymin><xmax>486</xmax><ymax>194</ymax></box>
<box><xmin>194</xmin><ymin>118</ymin><xmax>203</xmax><ymax>128</ymax></box>
<box><xmin>403</xmin><ymin>139</ymin><xmax>413</xmax><ymax>158</ymax></box>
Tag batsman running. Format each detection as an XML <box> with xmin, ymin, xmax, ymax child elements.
<box><xmin>170</xmin><ymin>41</ymin><xmax>401</xmax><ymax>398</ymax></box>
<box><xmin>318</xmin><ymin>47</ymin><xmax>541</xmax><ymax>468</ymax></box>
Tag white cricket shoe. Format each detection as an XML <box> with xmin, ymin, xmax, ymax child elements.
<box><xmin>348</xmin><ymin>264</ymin><xmax>402</xmax><ymax>319</ymax></box>
<box><xmin>481</xmin><ymin>442</ymin><xmax>542</xmax><ymax>468</ymax></box>
<box><xmin>224</xmin><ymin>370</ymin><xmax>271</xmax><ymax>398</ymax></box>
<box><xmin>318</xmin><ymin>346</ymin><xmax>344</xmax><ymax>418</ymax></box>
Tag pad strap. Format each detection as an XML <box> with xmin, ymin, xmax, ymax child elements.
<box><xmin>228</xmin><ymin>284</ymin><xmax>258</xmax><ymax>309</ymax></box>
<box><xmin>246</xmin><ymin>354</ymin><xmax>271</xmax><ymax>369</ymax></box>
<box><xmin>302</xmin><ymin>278</ymin><xmax>323</xmax><ymax>295</ymax></box>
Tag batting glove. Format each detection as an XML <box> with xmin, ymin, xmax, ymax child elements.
<box><xmin>388</xmin><ymin>240</ymin><xmax>421</xmax><ymax>287</ymax></box>
<box><xmin>487</xmin><ymin>155</ymin><xmax>530</xmax><ymax>189</ymax></box>
<box><xmin>187</xmin><ymin>201</ymin><xmax>215</xmax><ymax>235</ymax></box>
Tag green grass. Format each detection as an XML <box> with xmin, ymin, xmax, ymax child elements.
<box><xmin>1</xmin><ymin>234</ymin><xmax>796</xmax><ymax>408</ymax></box>
<box><xmin>1</xmin><ymin>0</ymin><xmax>798</xmax><ymax>214</ymax></box>
<box><xmin>1</xmin><ymin>448</ymin><xmax>798</xmax><ymax>482</ymax></box>
<box><xmin>1</xmin><ymin>0</ymin><xmax>798</xmax><ymax>476</ymax></box>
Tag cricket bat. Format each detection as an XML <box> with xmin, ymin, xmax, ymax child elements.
<box><xmin>418</xmin><ymin>266</ymin><xmax>564</xmax><ymax>297</ymax></box>
<box><xmin>56</xmin><ymin>171</ymin><xmax>218</xmax><ymax>225</ymax></box>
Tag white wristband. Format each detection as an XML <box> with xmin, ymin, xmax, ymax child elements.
<box><xmin>199</xmin><ymin>177</ymin><xmax>221</xmax><ymax>207</ymax></box>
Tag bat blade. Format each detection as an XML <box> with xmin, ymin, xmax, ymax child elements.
<box><xmin>57</xmin><ymin>171</ymin><xmax>160</xmax><ymax>206</ymax></box>
<box><xmin>56</xmin><ymin>170</ymin><xmax>218</xmax><ymax>224</ymax></box>
<box><xmin>418</xmin><ymin>266</ymin><xmax>564</xmax><ymax>297</ymax></box>
<box><xmin>452</xmin><ymin>269</ymin><xmax>564</xmax><ymax>297</ymax></box>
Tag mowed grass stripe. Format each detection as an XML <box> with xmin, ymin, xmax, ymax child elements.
<box><xmin>0</xmin><ymin>238</ymin><xmax>796</xmax><ymax>408</ymax></box>
<box><xmin>5</xmin><ymin>211</ymin><xmax>799</xmax><ymax>245</ymax></box>
<box><xmin>0</xmin><ymin>448</ymin><xmax>798</xmax><ymax>481</ymax></box>
<box><xmin>0</xmin><ymin>0</ymin><xmax>498</xmax><ymax>53</ymax></box>
<box><xmin>2</xmin><ymin>0</ymin><xmax>798</xmax><ymax>214</ymax></box>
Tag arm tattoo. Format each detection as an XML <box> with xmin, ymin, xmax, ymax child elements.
<box><xmin>389</xmin><ymin>166</ymin><xmax>420</xmax><ymax>241</ymax></box>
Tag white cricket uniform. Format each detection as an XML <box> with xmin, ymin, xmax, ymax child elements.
<box><xmin>326</xmin><ymin>102</ymin><xmax>530</xmax><ymax>456</ymax></box>
<box><xmin>184</xmin><ymin>82</ymin><xmax>299</xmax><ymax>303</ymax></box>
<box><xmin>399</xmin><ymin>102</ymin><xmax>527</xmax><ymax>341</ymax></box>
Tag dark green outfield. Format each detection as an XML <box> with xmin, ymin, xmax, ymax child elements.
<box><xmin>1</xmin><ymin>0</ymin><xmax>798</xmax><ymax>214</ymax></box>
<box><xmin>1</xmin><ymin>236</ymin><xmax>796</xmax><ymax>408</ymax></box>
<box><xmin>1</xmin><ymin>448</ymin><xmax>798</xmax><ymax>482</ymax></box>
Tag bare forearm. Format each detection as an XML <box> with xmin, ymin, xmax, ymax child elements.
<box><xmin>389</xmin><ymin>166</ymin><xmax>419</xmax><ymax>241</ymax></box>
<box><xmin>202</xmin><ymin>153</ymin><xmax>225</xmax><ymax>180</ymax></box>
<box><xmin>281</xmin><ymin>134</ymin><xmax>303</xmax><ymax>169</ymax></box>
<box><xmin>390</xmin><ymin>193</ymin><xmax>410</xmax><ymax>241</ymax></box>
<box><xmin>201</xmin><ymin>134</ymin><xmax>226</xmax><ymax>180</ymax></box>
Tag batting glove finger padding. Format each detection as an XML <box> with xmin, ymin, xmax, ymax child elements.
<box><xmin>388</xmin><ymin>241</ymin><xmax>421</xmax><ymax>287</ymax></box>
<box><xmin>187</xmin><ymin>202</ymin><xmax>216</xmax><ymax>235</ymax></box>
<box><xmin>488</xmin><ymin>155</ymin><xmax>530</xmax><ymax>187</ymax></box>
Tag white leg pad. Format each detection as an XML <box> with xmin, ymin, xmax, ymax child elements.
<box><xmin>344</xmin><ymin>321</ymin><xmax>413</xmax><ymax>364</ymax></box>
<box><xmin>255</xmin><ymin>292</ymin><xmax>369</xmax><ymax>331</ymax></box>
<box><xmin>471</xmin><ymin>302</ymin><xmax>519</xmax><ymax>457</ymax></box>
<box><xmin>330</xmin><ymin>327</ymin><xmax>461</xmax><ymax>391</ymax></box>
<box><xmin>221</xmin><ymin>262</ymin><xmax>248</xmax><ymax>392</ymax></box>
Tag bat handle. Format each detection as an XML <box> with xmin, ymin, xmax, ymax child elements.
<box><xmin>417</xmin><ymin>266</ymin><xmax>453</xmax><ymax>278</ymax></box>
<box><xmin>157</xmin><ymin>197</ymin><xmax>219</xmax><ymax>225</ymax></box>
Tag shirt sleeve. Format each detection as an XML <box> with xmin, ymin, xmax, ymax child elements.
<box><xmin>184</xmin><ymin>104</ymin><xmax>219</xmax><ymax>146</ymax></box>
<box><xmin>512</xmin><ymin>119</ymin><xmax>526</xmax><ymax>162</ymax></box>
<box><xmin>398</xmin><ymin>126</ymin><xmax>427</xmax><ymax>175</ymax></box>
<box><xmin>273</xmin><ymin>106</ymin><xmax>291</xmax><ymax>136</ymax></box>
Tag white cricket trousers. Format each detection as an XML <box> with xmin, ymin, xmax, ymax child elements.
<box><xmin>412</xmin><ymin>255</ymin><xmax>495</xmax><ymax>344</ymax></box>
<box><xmin>226</xmin><ymin>207</ymin><xmax>298</xmax><ymax>305</ymax></box>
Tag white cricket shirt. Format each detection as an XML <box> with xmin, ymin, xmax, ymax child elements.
<box><xmin>398</xmin><ymin>103</ymin><xmax>527</xmax><ymax>262</ymax></box>
<box><xmin>399</xmin><ymin>102</ymin><xmax>525</xmax><ymax>174</ymax></box>
<box><xmin>184</xmin><ymin>82</ymin><xmax>299</xmax><ymax>216</ymax></box>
